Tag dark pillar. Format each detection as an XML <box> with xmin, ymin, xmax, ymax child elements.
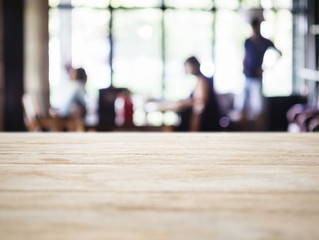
<box><xmin>3</xmin><ymin>0</ymin><xmax>25</xmax><ymax>131</ymax></box>
<box><xmin>0</xmin><ymin>0</ymin><xmax>4</xmax><ymax>131</ymax></box>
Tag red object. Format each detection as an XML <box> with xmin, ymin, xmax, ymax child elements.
<box><xmin>115</xmin><ymin>92</ymin><xmax>133</xmax><ymax>126</ymax></box>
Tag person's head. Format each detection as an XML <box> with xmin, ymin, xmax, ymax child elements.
<box><xmin>69</xmin><ymin>67</ymin><xmax>87</xmax><ymax>84</ymax></box>
<box><xmin>251</xmin><ymin>18</ymin><xmax>261</xmax><ymax>36</ymax></box>
<box><xmin>184</xmin><ymin>56</ymin><xmax>201</xmax><ymax>75</ymax></box>
<box><xmin>75</xmin><ymin>68</ymin><xmax>87</xmax><ymax>84</ymax></box>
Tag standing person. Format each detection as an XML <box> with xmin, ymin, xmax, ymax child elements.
<box><xmin>176</xmin><ymin>56</ymin><xmax>221</xmax><ymax>131</ymax></box>
<box><xmin>240</xmin><ymin>18</ymin><xmax>281</xmax><ymax>130</ymax></box>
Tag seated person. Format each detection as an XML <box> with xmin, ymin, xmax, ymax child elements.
<box><xmin>57</xmin><ymin>67</ymin><xmax>87</xmax><ymax>119</ymax></box>
<box><xmin>175</xmin><ymin>56</ymin><xmax>221</xmax><ymax>131</ymax></box>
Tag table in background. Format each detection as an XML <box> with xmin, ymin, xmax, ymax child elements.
<box><xmin>0</xmin><ymin>133</ymin><xmax>319</xmax><ymax>239</ymax></box>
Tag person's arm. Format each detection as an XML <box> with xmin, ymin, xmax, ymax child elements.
<box><xmin>268</xmin><ymin>39</ymin><xmax>282</xmax><ymax>56</ymax></box>
<box><xmin>275</xmin><ymin>47</ymin><xmax>282</xmax><ymax>57</ymax></box>
<box><xmin>190</xmin><ymin>78</ymin><xmax>209</xmax><ymax>132</ymax></box>
<box><xmin>262</xmin><ymin>39</ymin><xmax>282</xmax><ymax>74</ymax></box>
<box><xmin>273</xmin><ymin>43</ymin><xmax>282</xmax><ymax>57</ymax></box>
<box><xmin>177</xmin><ymin>98</ymin><xmax>193</xmax><ymax>110</ymax></box>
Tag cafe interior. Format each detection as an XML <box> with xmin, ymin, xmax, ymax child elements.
<box><xmin>0</xmin><ymin>0</ymin><xmax>318</xmax><ymax>132</ymax></box>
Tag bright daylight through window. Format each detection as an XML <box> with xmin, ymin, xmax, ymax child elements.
<box><xmin>49</xmin><ymin>0</ymin><xmax>293</xmax><ymax>125</ymax></box>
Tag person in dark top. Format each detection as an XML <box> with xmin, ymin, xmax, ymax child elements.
<box><xmin>176</xmin><ymin>56</ymin><xmax>220</xmax><ymax>131</ymax></box>
<box><xmin>239</xmin><ymin>18</ymin><xmax>281</xmax><ymax>129</ymax></box>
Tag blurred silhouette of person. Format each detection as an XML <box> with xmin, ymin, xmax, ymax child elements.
<box><xmin>58</xmin><ymin>67</ymin><xmax>87</xmax><ymax>119</ymax></box>
<box><xmin>176</xmin><ymin>56</ymin><xmax>220</xmax><ymax>131</ymax></box>
<box><xmin>237</xmin><ymin>18</ymin><xmax>281</xmax><ymax>130</ymax></box>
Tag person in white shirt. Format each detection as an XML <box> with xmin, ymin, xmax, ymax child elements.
<box><xmin>58</xmin><ymin>67</ymin><xmax>87</xmax><ymax>119</ymax></box>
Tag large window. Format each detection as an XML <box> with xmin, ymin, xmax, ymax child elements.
<box><xmin>165</xmin><ymin>9</ymin><xmax>213</xmax><ymax>100</ymax></box>
<box><xmin>49</xmin><ymin>0</ymin><xmax>293</xmax><ymax>109</ymax></box>
<box><xmin>113</xmin><ymin>9</ymin><xmax>162</xmax><ymax>98</ymax></box>
<box><xmin>49</xmin><ymin>0</ymin><xmax>110</xmax><ymax>108</ymax></box>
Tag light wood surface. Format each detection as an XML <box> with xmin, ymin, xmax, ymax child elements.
<box><xmin>0</xmin><ymin>133</ymin><xmax>319</xmax><ymax>240</ymax></box>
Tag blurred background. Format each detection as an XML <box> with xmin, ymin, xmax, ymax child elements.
<box><xmin>0</xmin><ymin>0</ymin><xmax>318</xmax><ymax>132</ymax></box>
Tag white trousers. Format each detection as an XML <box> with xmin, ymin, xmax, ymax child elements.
<box><xmin>234</xmin><ymin>78</ymin><xmax>263</xmax><ymax>120</ymax></box>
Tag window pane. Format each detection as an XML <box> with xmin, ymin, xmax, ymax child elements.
<box><xmin>273</xmin><ymin>0</ymin><xmax>292</xmax><ymax>9</ymax></box>
<box><xmin>165</xmin><ymin>10</ymin><xmax>213</xmax><ymax>100</ymax></box>
<box><xmin>72</xmin><ymin>9</ymin><xmax>111</xmax><ymax>94</ymax></box>
<box><xmin>113</xmin><ymin>9</ymin><xmax>162</xmax><ymax>98</ymax></box>
<box><xmin>49</xmin><ymin>8</ymin><xmax>72</xmax><ymax>108</ymax></box>
<box><xmin>72</xmin><ymin>0</ymin><xmax>109</xmax><ymax>8</ymax></box>
<box><xmin>262</xmin><ymin>10</ymin><xmax>292</xmax><ymax>96</ymax></box>
<box><xmin>49</xmin><ymin>8</ymin><xmax>61</xmax><ymax>92</ymax></box>
<box><xmin>215</xmin><ymin>0</ymin><xmax>239</xmax><ymax>9</ymax></box>
<box><xmin>215</xmin><ymin>10</ymin><xmax>246</xmax><ymax>94</ymax></box>
<box><xmin>261</xmin><ymin>0</ymin><xmax>292</xmax><ymax>9</ymax></box>
<box><xmin>49</xmin><ymin>0</ymin><xmax>60</xmax><ymax>7</ymax></box>
<box><xmin>165</xmin><ymin>0</ymin><xmax>213</xmax><ymax>9</ymax></box>
<box><xmin>241</xmin><ymin>0</ymin><xmax>261</xmax><ymax>8</ymax></box>
<box><xmin>111</xmin><ymin>0</ymin><xmax>161</xmax><ymax>8</ymax></box>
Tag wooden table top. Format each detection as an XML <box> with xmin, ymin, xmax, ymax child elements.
<box><xmin>0</xmin><ymin>133</ymin><xmax>319</xmax><ymax>240</ymax></box>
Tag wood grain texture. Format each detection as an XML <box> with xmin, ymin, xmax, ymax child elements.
<box><xmin>0</xmin><ymin>133</ymin><xmax>319</xmax><ymax>240</ymax></box>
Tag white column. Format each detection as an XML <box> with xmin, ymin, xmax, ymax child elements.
<box><xmin>60</xmin><ymin>0</ymin><xmax>72</xmax><ymax>84</ymax></box>
<box><xmin>24</xmin><ymin>0</ymin><xmax>50</xmax><ymax>114</ymax></box>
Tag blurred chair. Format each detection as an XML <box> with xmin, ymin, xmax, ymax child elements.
<box><xmin>264</xmin><ymin>96</ymin><xmax>307</xmax><ymax>131</ymax></box>
<box><xmin>309</xmin><ymin>116</ymin><xmax>319</xmax><ymax>131</ymax></box>
<box><xmin>22</xmin><ymin>93</ymin><xmax>84</xmax><ymax>131</ymax></box>
<box><xmin>287</xmin><ymin>103</ymin><xmax>319</xmax><ymax>132</ymax></box>
<box><xmin>216</xmin><ymin>93</ymin><xmax>242</xmax><ymax>130</ymax></box>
